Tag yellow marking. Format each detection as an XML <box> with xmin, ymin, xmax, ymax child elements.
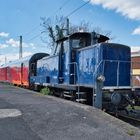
<box><xmin>132</xmin><ymin>69</ymin><xmax>140</xmax><ymax>75</ymax></box>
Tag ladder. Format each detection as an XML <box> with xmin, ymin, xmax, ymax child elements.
<box><xmin>76</xmin><ymin>92</ymin><xmax>87</xmax><ymax>103</ymax></box>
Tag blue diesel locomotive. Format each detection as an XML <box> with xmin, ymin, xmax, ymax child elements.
<box><xmin>30</xmin><ymin>32</ymin><xmax>140</xmax><ymax>112</ymax></box>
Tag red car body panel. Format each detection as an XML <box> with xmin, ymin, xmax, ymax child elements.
<box><xmin>0</xmin><ymin>53</ymin><xmax>47</xmax><ymax>88</ymax></box>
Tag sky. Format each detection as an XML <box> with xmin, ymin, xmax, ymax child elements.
<box><xmin>0</xmin><ymin>0</ymin><xmax>140</xmax><ymax>65</ymax></box>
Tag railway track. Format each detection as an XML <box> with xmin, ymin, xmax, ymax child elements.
<box><xmin>118</xmin><ymin>114</ymin><xmax>140</xmax><ymax>128</ymax></box>
<box><xmin>109</xmin><ymin>110</ymin><xmax>140</xmax><ymax>128</ymax></box>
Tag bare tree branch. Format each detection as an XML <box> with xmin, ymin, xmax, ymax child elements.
<box><xmin>40</xmin><ymin>15</ymin><xmax>114</xmax><ymax>53</ymax></box>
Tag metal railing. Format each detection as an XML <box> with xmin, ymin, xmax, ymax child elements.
<box><xmin>68</xmin><ymin>62</ymin><xmax>80</xmax><ymax>101</ymax></box>
<box><xmin>68</xmin><ymin>60</ymin><xmax>133</xmax><ymax>86</ymax></box>
<box><xmin>92</xmin><ymin>59</ymin><xmax>131</xmax><ymax>106</ymax></box>
<box><xmin>68</xmin><ymin>62</ymin><xmax>79</xmax><ymax>84</ymax></box>
<box><xmin>68</xmin><ymin>60</ymin><xmax>140</xmax><ymax>85</ymax></box>
<box><xmin>68</xmin><ymin>60</ymin><xmax>140</xmax><ymax>99</ymax></box>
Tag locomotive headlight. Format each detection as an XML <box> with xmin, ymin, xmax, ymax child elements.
<box><xmin>96</xmin><ymin>75</ymin><xmax>105</xmax><ymax>82</ymax></box>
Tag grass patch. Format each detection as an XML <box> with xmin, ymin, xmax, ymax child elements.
<box><xmin>127</xmin><ymin>105</ymin><xmax>140</xmax><ymax>111</ymax></box>
<box><xmin>134</xmin><ymin>106</ymin><xmax>140</xmax><ymax>111</ymax></box>
<box><xmin>40</xmin><ymin>87</ymin><xmax>51</xmax><ymax>95</ymax></box>
<box><xmin>127</xmin><ymin>129</ymin><xmax>135</xmax><ymax>136</ymax></box>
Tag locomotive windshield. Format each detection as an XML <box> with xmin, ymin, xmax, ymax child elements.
<box><xmin>70</xmin><ymin>33</ymin><xmax>91</xmax><ymax>49</ymax></box>
<box><xmin>54</xmin><ymin>32</ymin><xmax>109</xmax><ymax>54</ymax></box>
<box><xmin>70</xmin><ymin>32</ymin><xmax>109</xmax><ymax>49</ymax></box>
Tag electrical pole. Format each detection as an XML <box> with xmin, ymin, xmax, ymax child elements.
<box><xmin>19</xmin><ymin>35</ymin><xmax>22</xmax><ymax>59</ymax></box>
<box><xmin>66</xmin><ymin>18</ymin><xmax>69</xmax><ymax>35</ymax></box>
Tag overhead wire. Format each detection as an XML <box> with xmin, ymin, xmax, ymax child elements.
<box><xmin>59</xmin><ymin>0</ymin><xmax>70</xmax><ymax>10</ymax></box>
<box><xmin>66</xmin><ymin>0</ymin><xmax>91</xmax><ymax>17</ymax></box>
<box><xmin>25</xmin><ymin>0</ymin><xmax>91</xmax><ymax>42</ymax></box>
<box><xmin>53</xmin><ymin>0</ymin><xmax>70</xmax><ymax>15</ymax></box>
<box><xmin>26</xmin><ymin>32</ymin><xmax>42</xmax><ymax>42</ymax></box>
<box><xmin>25</xmin><ymin>0</ymin><xmax>70</xmax><ymax>42</ymax></box>
<box><xmin>22</xmin><ymin>24</ymin><xmax>40</xmax><ymax>37</ymax></box>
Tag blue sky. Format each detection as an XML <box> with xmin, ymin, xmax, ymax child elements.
<box><xmin>0</xmin><ymin>0</ymin><xmax>140</xmax><ymax>64</ymax></box>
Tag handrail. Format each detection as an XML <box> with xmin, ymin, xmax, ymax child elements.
<box><xmin>93</xmin><ymin>60</ymin><xmax>131</xmax><ymax>87</ymax></box>
<box><xmin>92</xmin><ymin>60</ymin><xmax>103</xmax><ymax>105</ymax></box>
<box><xmin>68</xmin><ymin>62</ymin><xmax>79</xmax><ymax>84</ymax></box>
<box><xmin>68</xmin><ymin>62</ymin><xmax>80</xmax><ymax>101</ymax></box>
<box><xmin>92</xmin><ymin>59</ymin><xmax>131</xmax><ymax>106</ymax></box>
<box><xmin>68</xmin><ymin>60</ymin><xmax>140</xmax><ymax>102</ymax></box>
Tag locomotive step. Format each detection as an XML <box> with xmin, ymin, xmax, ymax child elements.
<box><xmin>63</xmin><ymin>94</ymin><xmax>73</xmax><ymax>98</ymax></box>
<box><xmin>76</xmin><ymin>92</ymin><xmax>86</xmax><ymax>95</ymax></box>
<box><xmin>76</xmin><ymin>99</ymin><xmax>87</xmax><ymax>102</ymax></box>
<box><xmin>63</xmin><ymin>91</ymin><xmax>73</xmax><ymax>98</ymax></box>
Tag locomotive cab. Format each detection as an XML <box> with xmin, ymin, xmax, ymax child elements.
<box><xmin>69</xmin><ymin>32</ymin><xmax>109</xmax><ymax>49</ymax></box>
<box><xmin>54</xmin><ymin>32</ymin><xmax>109</xmax><ymax>53</ymax></box>
<box><xmin>54</xmin><ymin>32</ymin><xmax>109</xmax><ymax>85</ymax></box>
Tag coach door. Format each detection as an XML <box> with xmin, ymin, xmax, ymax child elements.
<box><xmin>30</xmin><ymin>63</ymin><xmax>36</xmax><ymax>76</ymax></box>
<box><xmin>21</xmin><ymin>62</ymin><xmax>29</xmax><ymax>87</ymax></box>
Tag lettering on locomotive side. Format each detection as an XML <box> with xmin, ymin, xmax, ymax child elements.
<box><xmin>85</xmin><ymin>57</ymin><xmax>96</xmax><ymax>73</ymax></box>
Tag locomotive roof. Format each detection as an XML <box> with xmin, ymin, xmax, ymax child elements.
<box><xmin>56</xmin><ymin>32</ymin><xmax>109</xmax><ymax>43</ymax></box>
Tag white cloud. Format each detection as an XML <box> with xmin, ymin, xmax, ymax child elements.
<box><xmin>89</xmin><ymin>0</ymin><xmax>140</xmax><ymax>20</ymax></box>
<box><xmin>5</xmin><ymin>38</ymin><xmax>37</xmax><ymax>49</ymax></box>
<box><xmin>0</xmin><ymin>44</ymin><xmax>8</xmax><ymax>49</ymax></box>
<box><xmin>0</xmin><ymin>52</ymin><xmax>33</xmax><ymax>65</ymax></box>
<box><xmin>22</xmin><ymin>42</ymin><xmax>36</xmax><ymax>49</ymax></box>
<box><xmin>0</xmin><ymin>32</ymin><xmax>9</xmax><ymax>38</ymax></box>
<box><xmin>6</xmin><ymin>38</ymin><xmax>19</xmax><ymax>47</ymax></box>
<box><xmin>88</xmin><ymin>0</ymin><xmax>140</xmax><ymax>35</ymax></box>
<box><xmin>22</xmin><ymin>52</ymin><xmax>33</xmax><ymax>57</ymax></box>
<box><xmin>132</xmin><ymin>26</ymin><xmax>140</xmax><ymax>35</ymax></box>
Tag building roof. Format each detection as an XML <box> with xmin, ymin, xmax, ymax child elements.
<box><xmin>131</xmin><ymin>51</ymin><xmax>140</xmax><ymax>57</ymax></box>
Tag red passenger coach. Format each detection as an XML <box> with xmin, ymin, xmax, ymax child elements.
<box><xmin>9</xmin><ymin>61</ymin><xmax>22</xmax><ymax>86</ymax></box>
<box><xmin>0</xmin><ymin>53</ymin><xmax>47</xmax><ymax>88</ymax></box>
<box><xmin>0</xmin><ymin>66</ymin><xmax>8</xmax><ymax>81</ymax></box>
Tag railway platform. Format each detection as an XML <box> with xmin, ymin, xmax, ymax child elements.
<box><xmin>0</xmin><ymin>82</ymin><xmax>140</xmax><ymax>140</ymax></box>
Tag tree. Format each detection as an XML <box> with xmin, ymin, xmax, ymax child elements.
<box><xmin>40</xmin><ymin>15</ymin><xmax>114</xmax><ymax>53</ymax></box>
<box><xmin>93</xmin><ymin>26</ymin><xmax>115</xmax><ymax>41</ymax></box>
<box><xmin>40</xmin><ymin>16</ymin><xmax>67</xmax><ymax>51</ymax></box>
<box><xmin>68</xmin><ymin>20</ymin><xmax>90</xmax><ymax>34</ymax></box>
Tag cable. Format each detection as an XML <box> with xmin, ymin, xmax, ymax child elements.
<box><xmin>59</xmin><ymin>0</ymin><xmax>70</xmax><ymax>11</ymax></box>
<box><xmin>26</xmin><ymin>32</ymin><xmax>42</xmax><ymax>42</ymax></box>
<box><xmin>52</xmin><ymin>0</ymin><xmax>70</xmax><ymax>14</ymax></box>
<box><xmin>23</xmin><ymin>24</ymin><xmax>40</xmax><ymax>37</ymax></box>
<box><xmin>66</xmin><ymin>0</ymin><xmax>91</xmax><ymax>17</ymax></box>
<box><xmin>26</xmin><ymin>0</ymin><xmax>69</xmax><ymax>37</ymax></box>
<box><xmin>24</xmin><ymin>0</ymin><xmax>90</xmax><ymax>42</ymax></box>
<box><xmin>23</xmin><ymin>0</ymin><xmax>70</xmax><ymax>39</ymax></box>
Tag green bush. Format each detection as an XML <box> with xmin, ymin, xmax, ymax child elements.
<box><xmin>40</xmin><ymin>87</ymin><xmax>51</xmax><ymax>95</ymax></box>
<box><xmin>127</xmin><ymin>105</ymin><xmax>140</xmax><ymax>111</ymax></box>
<box><xmin>127</xmin><ymin>129</ymin><xmax>135</xmax><ymax>136</ymax></box>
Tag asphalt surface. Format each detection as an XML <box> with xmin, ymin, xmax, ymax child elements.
<box><xmin>0</xmin><ymin>83</ymin><xmax>140</xmax><ymax>140</ymax></box>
